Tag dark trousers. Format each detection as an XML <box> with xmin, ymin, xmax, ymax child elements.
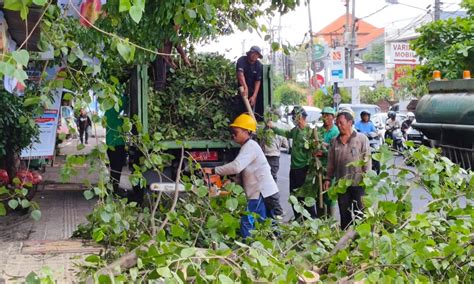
<box><xmin>107</xmin><ymin>145</ymin><xmax>126</xmax><ymax>194</ymax></box>
<box><xmin>289</xmin><ymin>166</ymin><xmax>317</xmax><ymax>219</ymax></box>
<box><xmin>263</xmin><ymin>192</ymin><xmax>283</xmax><ymax>218</ymax></box>
<box><xmin>266</xmin><ymin>156</ymin><xmax>280</xmax><ymax>181</ymax></box>
<box><xmin>338</xmin><ymin>186</ymin><xmax>365</xmax><ymax>230</ymax></box>
<box><xmin>79</xmin><ymin>127</ymin><xmax>88</xmax><ymax>144</ymax></box>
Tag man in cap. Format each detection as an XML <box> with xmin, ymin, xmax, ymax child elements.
<box><xmin>236</xmin><ymin>46</ymin><xmax>264</xmax><ymax>111</ymax></box>
<box><xmin>268</xmin><ymin>106</ymin><xmax>317</xmax><ymax>219</ymax></box>
<box><xmin>323</xmin><ymin>108</ymin><xmax>371</xmax><ymax>229</ymax></box>
<box><xmin>315</xmin><ymin>106</ymin><xmax>339</xmax><ymax>217</ymax></box>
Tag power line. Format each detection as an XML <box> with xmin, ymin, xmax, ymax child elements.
<box><xmin>359</xmin><ymin>4</ymin><xmax>390</xmax><ymax>19</ymax></box>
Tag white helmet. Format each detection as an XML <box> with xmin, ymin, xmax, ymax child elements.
<box><xmin>407</xmin><ymin>112</ymin><xmax>415</xmax><ymax>118</ymax></box>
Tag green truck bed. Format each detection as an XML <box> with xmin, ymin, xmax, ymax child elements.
<box><xmin>160</xmin><ymin>140</ymin><xmax>240</xmax><ymax>150</ymax></box>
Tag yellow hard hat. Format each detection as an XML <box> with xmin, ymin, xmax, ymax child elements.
<box><xmin>230</xmin><ymin>113</ymin><xmax>257</xmax><ymax>132</ymax></box>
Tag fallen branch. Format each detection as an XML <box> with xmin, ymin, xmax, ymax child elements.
<box><xmin>86</xmin><ymin>147</ymin><xmax>185</xmax><ymax>283</ymax></box>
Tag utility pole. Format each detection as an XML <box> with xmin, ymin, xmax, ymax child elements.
<box><xmin>434</xmin><ymin>0</ymin><xmax>441</xmax><ymax>21</ymax></box>
<box><xmin>307</xmin><ymin>0</ymin><xmax>315</xmax><ymax>101</ymax></box>
<box><xmin>350</xmin><ymin>0</ymin><xmax>356</xmax><ymax>79</ymax></box>
<box><xmin>344</xmin><ymin>0</ymin><xmax>350</xmax><ymax>79</ymax></box>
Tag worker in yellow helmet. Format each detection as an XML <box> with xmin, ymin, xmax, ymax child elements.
<box><xmin>204</xmin><ymin>113</ymin><xmax>282</xmax><ymax>238</ymax></box>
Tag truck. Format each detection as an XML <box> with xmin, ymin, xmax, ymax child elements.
<box><xmin>413</xmin><ymin>78</ymin><xmax>474</xmax><ymax>170</ymax></box>
<box><xmin>126</xmin><ymin>63</ymin><xmax>275</xmax><ymax>192</ymax></box>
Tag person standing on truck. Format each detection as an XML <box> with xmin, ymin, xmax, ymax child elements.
<box><xmin>204</xmin><ymin>113</ymin><xmax>283</xmax><ymax>238</ymax></box>
<box><xmin>236</xmin><ymin>46</ymin><xmax>263</xmax><ymax>113</ymax></box>
<box><xmin>267</xmin><ymin>106</ymin><xmax>317</xmax><ymax>219</ymax></box>
<box><xmin>77</xmin><ymin>108</ymin><xmax>92</xmax><ymax>145</ymax></box>
<box><xmin>315</xmin><ymin>107</ymin><xmax>339</xmax><ymax>217</ymax></box>
<box><xmin>323</xmin><ymin>108</ymin><xmax>371</xmax><ymax>230</ymax></box>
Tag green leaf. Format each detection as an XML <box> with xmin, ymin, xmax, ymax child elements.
<box><xmin>119</xmin><ymin>0</ymin><xmax>131</xmax><ymax>12</ymax></box>
<box><xmin>13</xmin><ymin>69</ymin><xmax>29</xmax><ymax>84</ymax></box>
<box><xmin>356</xmin><ymin>223</ymin><xmax>371</xmax><ymax>237</ymax></box>
<box><xmin>271</xmin><ymin>42</ymin><xmax>280</xmax><ymax>51</ymax></box>
<box><xmin>116</xmin><ymin>41</ymin><xmax>135</xmax><ymax>63</ymax></box>
<box><xmin>24</xmin><ymin>97</ymin><xmax>41</xmax><ymax>107</ymax></box>
<box><xmin>180</xmin><ymin>247</ymin><xmax>196</xmax><ymax>258</ymax></box>
<box><xmin>100</xmin><ymin>211</ymin><xmax>112</xmax><ymax>222</ymax></box>
<box><xmin>21</xmin><ymin>199</ymin><xmax>30</xmax><ymax>208</ymax></box>
<box><xmin>170</xmin><ymin>224</ymin><xmax>185</xmax><ymax>237</ymax></box>
<box><xmin>156</xmin><ymin>267</ymin><xmax>172</xmax><ymax>278</ymax></box>
<box><xmin>0</xmin><ymin>203</ymin><xmax>6</xmax><ymax>216</ymax></box>
<box><xmin>84</xmin><ymin>190</ymin><xmax>95</xmax><ymax>200</ymax></box>
<box><xmin>225</xmin><ymin>198</ymin><xmax>238</xmax><ymax>211</ymax></box>
<box><xmin>77</xmin><ymin>143</ymin><xmax>86</xmax><ymax>151</ymax></box>
<box><xmin>85</xmin><ymin>255</ymin><xmax>101</xmax><ymax>263</ymax></box>
<box><xmin>185</xmin><ymin>9</ymin><xmax>197</xmax><ymax>19</ymax></box>
<box><xmin>8</xmin><ymin>199</ymin><xmax>19</xmax><ymax>210</ymax></box>
<box><xmin>19</xmin><ymin>116</ymin><xmax>27</xmax><ymax>124</ymax></box>
<box><xmin>12</xmin><ymin>50</ymin><xmax>29</xmax><ymax>66</ymax></box>
<box><xmin>31</xmin><ymin>209</ymin><xmax>41</xmax><ymax>221</ymax></box>
<box><xmin>129</xmin><ymin>5</ymin><xmax>143</xmax><ymax>24</ymax></box>
<box><xmin>218</xmin><ymin>274</ymin><xmax>233</xmax><ymax>284</ymax></box>
<box><xmin>25</xmin><ymin>272</ymin><xmax>40</xmax><ymax>284</ymax></box>
<box><xmin>3</xmin><ymin>0</ymin><xmax>22</xmax><ymax>12</ymax></box>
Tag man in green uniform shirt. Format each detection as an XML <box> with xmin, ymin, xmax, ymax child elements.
<box><xmin>315</xmin><ymin>107</ymin><xmax>339</xmax><ymax>217</ymax></box>
<box><xmin>267</xmin><ymin>106</ymin><xmax>317</xmax><ymax>219</ymax></box>
<box><xmin>105</xmin><ymin>95</ymin><xmax>128</xmax><ymax>197</ymax></box>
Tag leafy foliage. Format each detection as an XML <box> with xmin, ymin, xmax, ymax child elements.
<box><xmin>360</xmin><ymin>86</ymin><xmax>393</xmax><ymax>104</ymax></box>
<box><xmin>411</xmin><ymin>0</ymin><xmax>474</xmax><ymax>80</ymax></box>
<box><xmin>312</xmin><ymin>85</ymin><xmax>350</xmax><ymax>108</ymax></box>
<box><xmin>75</xmin><ymin>142</ymin><xmax>473</xmax><ymax>283</ymax></box>
<box><xmin>148</xmin><ymin>53</ymin><xmax>239</xmax><ymax>140</ymax></box>
<box><xmin>362</xmin><ymin>43</ymin><xmax>385</xmax><ymax>63</ymax></box>
<box><xmin>273</xmin><ymin>82</ymin><xmax>307</xmax><ymax>106</ymax></box>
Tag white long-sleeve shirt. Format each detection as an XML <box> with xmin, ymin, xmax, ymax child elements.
<box><xmin>215</xmin><ymin>139</ymin><xmax>279</xmax><ymax>200</ymax></box>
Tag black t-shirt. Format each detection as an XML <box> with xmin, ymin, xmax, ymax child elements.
<box><xmin>236</xmin><ymin>56</ymin><xmax>263</xmax><ymax>97</ymax></box>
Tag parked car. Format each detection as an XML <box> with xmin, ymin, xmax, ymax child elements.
<box><xmin>338</xmin><ymin>103</ymin><xmax>381</xmax><ymax>123</ymax></box>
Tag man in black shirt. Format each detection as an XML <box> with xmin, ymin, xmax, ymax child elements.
<box><xmin>236</xmin><ymin>46</ymin><xmax>263</xmax><ymax>110</ymax></box>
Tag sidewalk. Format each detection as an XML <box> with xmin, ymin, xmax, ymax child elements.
<box><xmin>0</xmin><ymin>138</ymin><xmax>101</xmax><ymax>283</ymax></box>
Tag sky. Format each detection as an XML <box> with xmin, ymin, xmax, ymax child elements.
<box><xmin>197</xmin><ymin>0</ymin><xmax>463</xmax><ymax>60</ymax></box>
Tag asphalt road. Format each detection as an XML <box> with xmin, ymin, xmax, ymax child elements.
<box><xmin>275</xmin><ymin>152</ymin><xmax>441</xmax><ymax>223</ymax></box>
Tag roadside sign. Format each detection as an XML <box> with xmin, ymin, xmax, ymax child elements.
<box><xmin>333</xmin><ymin>93</ymin><xmax>341</xmax><ymax>104</ymax></box>
<box><xmin>393</xmin><ymin>64</ymin><xmax>416</xmax><ymax>87</ymax></box>
<box><xmin>21</xmin><ymin>91</ymin><xmax>61</xmax><ymax>159</ymax></box>
<box><xmin>312</xmin><ymin>44</ymin><xmax>328</xmax><ymax>60</ymax></box>
<box><xmin>310</xmin><ymin>74</ymin><xmax>325</xmax><ymax>89</ymax></box>
<box><xmin>390</xmin><ymin>42</ymin><xmax>419</xmax><ymax>64</ymax></box>
<box><xmin>330</xmin><ymin>47</ymin><xmax>345</xmax><ymax>81</ymax></box>
<box><xmin>311</xmin><ymin>60</ymin><xmax>324</xmax><ymax>72</ymax></box>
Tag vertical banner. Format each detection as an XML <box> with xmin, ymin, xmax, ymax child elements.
<box><xmin>21</xmin><ymin>91</ymin><xmax>62</xmax><ymax>159</ymax></box>
<box><xmin>330</xmin><ymin>47</ymin><xmax>345</xmax><ymax>82</ymax></box>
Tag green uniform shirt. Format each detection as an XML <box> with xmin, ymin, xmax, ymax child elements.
<box><xmin>317</xmin><ymin>124</ymin><xmax>340</xmax><ymax>168</ymax></box>
<box><xmin>105</xmin><ymin>96</ymin><xmax>128</xmax><ymax>147</ymax></box>
<box><xmin>273</xmin><ymin>126</ymin><xmax>312</xmax><ymax>169</ymax></box>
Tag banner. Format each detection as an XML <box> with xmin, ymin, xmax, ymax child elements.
<box><xmin>21</xmin><ymin>91</ymin><xmax>62</xmax><ymax>159</ymax></box>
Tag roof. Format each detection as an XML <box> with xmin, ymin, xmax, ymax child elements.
<box><xmin>314</xmin><ymin>14</ymin><xmax>384</xmax><ymax>49</ymax></box>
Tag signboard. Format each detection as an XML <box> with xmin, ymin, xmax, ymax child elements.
<box><xmin>21</xmin><ymin>91</ymin><xmax>61</xmax><ymax>159</ymax></box>
<box><xmin>390</xmin><ymin>42</ymin><xmax>419</xmax><ymax>64</ymax></box>
<box><xmin>311</xmin><ymin>60</ymin><xmax>324</xmax><ymax>72</ymax></box>
<box><xmin>312</xmin><ymin>44</ymin><xmax>328</xmax><ymax>60</ymax></box>
<box><xmin>393</xmin><ymin>64</ymin><xmax>416</xmax><ymax>87</ymax></box>
<box><xmin>333</xmin><ymin>93</ymin><xmax>341</xmax><ymax>104</ymax></box>
<box><xmin>330</xmin><ymin>47</ymin><xmax>345</xmax><ymax>81</ymax></box>
<box><xmin>310</xmin><ymin>74</ymin><xmax>325</xmax><ymax>88</ymax></box>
